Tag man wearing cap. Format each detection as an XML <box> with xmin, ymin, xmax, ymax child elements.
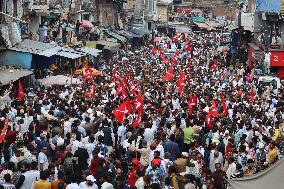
<box><xmin>79</xmin><ymin>175</ymin><xmax>98</xmax><ymax>189</ymax></box>
<box><xmin>255</xmin><ymin>142</ymin><xmax>267</xmax><ymax>169</ymax></box>
<box><xmin>145</xmin><ymin>159</ymin><xmax>164</xmax><ymax>185</ymax></box>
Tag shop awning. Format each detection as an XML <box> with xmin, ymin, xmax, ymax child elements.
<box><xmin>9</xmin><ymin>39</ymin><xmax>60</xmax><ymax>57</ymax></box>
<box><xmin>0</xmin><ymin>69</ymin><xmax>33</xmax><ymax>85</ymax></box>
<box><xmin>131</xmin><ymin>28</ymin><xmax>149</xmax><ymax>36</ymax></box>
<box><xmin>57</xmin><ymin>48</ymin><xmax>87</xmax><ymax>59</ymax></box>
<box><xmin>76</xmin><ymin>47</ymin><xmax>102</xmax><ymax>57</ymax></box>
<box><xmin>195</xmin><ymin>22</ymin><xmax>214</xmax><ymax>30</ymax></box>
<box><xmin>192</xmin><ymin>16</ymin><xmax>205</xmax><ymax>23</ymax></box>
<box><xmin>116</xmin><ymin>30</ymin><xmax>141</xmax><ymax>39</ymax></box>
<box><xmin>206</xmin><ymin>21</ymin><xmax>222</xmax><ymax>28</ymax></box>
<box><xmin>96</xmin><ymin>40</ymin><xmax>120</xmax><ymax>51</ymax></box>
<box><xmin>106</xmin><ymin>30</ymin><xmax>127</xmax><ymax>43</ymax></box>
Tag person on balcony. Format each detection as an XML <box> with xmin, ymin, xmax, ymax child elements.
<box><xmin>271</xmin><ymin>33</ymin><xmax>282</xmax><ymax>47</ymax></box>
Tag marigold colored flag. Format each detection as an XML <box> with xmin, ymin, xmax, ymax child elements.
<box><xmin>113</xmin><ymin>100</ymin><xmax>132</xmax><ymax>124</ymax></box>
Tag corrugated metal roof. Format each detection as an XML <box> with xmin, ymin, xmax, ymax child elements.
<box><xmin>0</xmin><ymin>69</ymin><xmax>33</xmax><ymax>85</ymax></box>
<box><xmin>9</xmin><ymin>39</ymin><xmax>60</xmax><ymax>57</ymax></box>
<box><xmin>57</xmin><ymin>48</ymin><xmax>87</xmax><ymax>59</ymax></box>
<box><xmin>106</xmin><ymin>30</ymin><xmax>127</xmax><ymax>42</ymax></box>
<box><xmin>96</xmin><ymin>40</ymin><xmax>120</xmax><ymax>49</ymax></box>
<box><xmin>77</xmin><ymin>47</ymin><xmax>102</xmax><ymax>57</ymax></box>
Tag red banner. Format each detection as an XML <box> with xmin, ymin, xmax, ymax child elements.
<box><xmin>176</xmin><ymin>8</ymin><xmax>192</xmax><ymax>14</ymax></box>
<box><xmin>270</xmin><ymin>51</ymin><xmax>284</xmax><ymax>66</ymax></box>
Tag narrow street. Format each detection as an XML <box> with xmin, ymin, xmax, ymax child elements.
<box><xmin>0</xmin><ymin>0</ymin><xmax>284</xmax><ymax>189</ymax></box>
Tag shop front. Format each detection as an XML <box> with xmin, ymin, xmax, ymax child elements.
<box><xmin>248</xmin><ymin>43</ymin><xmax>263</xmax><ymax>70</ymax></box>
<box><xmin>270</xmin><ymin>50</ymin><xmax>284</xmax><ymax>79</ymax></box>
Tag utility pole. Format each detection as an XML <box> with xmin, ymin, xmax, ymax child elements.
<box><xmin>0</xmin><ymin>11</ymin><xmax>26</xmax><ymax>22</ymax></box>
<box><xmin>143</xmin><ymin>0</ymin><xmax>145</xmax><ymax>30</ymax></box>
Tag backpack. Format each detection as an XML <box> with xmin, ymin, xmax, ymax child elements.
<box><xmin>63</xmin><ymin>157</ymin><xmax>74</xmax><ymax>173</ymax></box>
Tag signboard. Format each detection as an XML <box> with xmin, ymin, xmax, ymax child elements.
<box><xmin>241</xmin><ymin>12</ymin><xmax>254</xmax><ymax>32</ymax></box>
<box><xmin>270</xmin><ymin>51</ymin><xmax>284</xmax><ymax>66</ymax></box>
<box><xmin>176</xmin><ymin>8</ymin><xmax>191</xmax><ymax>14</ymax></box>
<box><xmin>32</xmin><ymin>0</ymin><xmax>49</xmax><ymax>10</ymax></box>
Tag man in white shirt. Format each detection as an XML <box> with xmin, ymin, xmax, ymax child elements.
<box><xmin>71</xmin><ymin>133</ymin><xmax>83</xmax><ymax>155</ymax></box>
<box><xmin>66</xmin><ymin>175</ymin><xmax>80</xmax><ymax>189</ymax></box>
<box><xmin>117</xmin><ymin>124</ymin><xmax>127</xmax><ymax>146</ymax></box>
<box><xmin>79</xmin><ymin>175</ymin><xmax>98</xmax><ymax>189</ymax></box>
<box><xmin>38</xmin><ymin>147</ymin><xmax>49</xmax><ymax>171</ymax></box>
<box><xmin>226</xmin><ymin>157</ymin><xmax>237</xmax><ymax>179</ymax></box>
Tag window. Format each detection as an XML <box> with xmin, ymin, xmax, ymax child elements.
<box><xmin>13</xmin><ymin>0</ymin><xmax>17</xmax><ymax>17</ymax></box>
<box><xmin>270</xmin><ymin>21</ymin><xmax>282</xmax><ymax>48</ymax></box>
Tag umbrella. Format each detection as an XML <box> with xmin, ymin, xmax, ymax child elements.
<box><xmin>38</xmin><ymin>75</ymin><xmax>82</xmax><ymax>86</ymax></box>
<box><xmin>80</xmin><ymin>20</ymin><xmax>94</xmax><ymax>29</ymax></box>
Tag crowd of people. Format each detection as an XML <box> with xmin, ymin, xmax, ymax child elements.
<box><xmin>0</xmin><ymin>30</ymin><xmax>283</xmax><ymax>189</ymax></box>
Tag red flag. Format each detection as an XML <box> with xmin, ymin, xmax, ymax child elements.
<box><xmin>112</xmin><ymin>67</ymin><xmax>118</xmax><ymax>82</ymax></box>
<box><xmin>250</xmin><ymin>88</ymin><xmax>255</xmax><ymax>103</ymax></box>
<box><xmin>0</xmin><ymin>118</ymin><xmax>9</xmax><ymax>143</ymax></box>
<box><xmin>161</xmin><ymin>54</ymin><xmax>169</xmax><ymax>64</ymax></box>
<box><xmin>133</xmin><ymin>111</ymin><xmax>142</xmax><ymax>128</ymax></box>
<box><xmin>85</xmin><ymin>60</ymin><xmax>90</xmax><ymax>73</ymax></box>
<box><xmin>133</xmin><ymin>93</ymin><xmax>143</xmax><ymax>112</ymax></box>
<box><xmin>211</xmin><ymin>100</ymin><xmax>219</xmax><ymax>117</ymax></box>
<box><xmin>151</xmin><ymin>46</ymin><xmax>156</xmax><ymax>55</ymax></box>
<box><xmin>221</xmin><ymin>95</ymin><xmax>228</xmax><ymax>117</ymax></box>
<box><xmin>113</xmin><ymin>100</ymin><xmax>132</xmax><ymax>123</ymax></box>
<box><xmin>177</xmin><ymin>72</ymin><xmax>186</xmax><ymax>93</ymax></box>
<box><xmin>237</xmin><ymin>89</ymin><xmax>242</xmax><ymax>97</ymax></box>
<box><xmin>186</xmin><ymin>45</ymin><xmax>192</xmax><ymax>52</ymax></box>
<box><xmin>188</xmin><ymin>96</ymin><xmax>197</xmax><ymax>114</ymax></box>
<box><xmin>157</xmin><ymin>47</ymin><xmax>162</xmax><ymax>55</ymax></box>
<box><xmin>210</xmin><ymin>63</ymin><xmax>218</xmax><ymax>71</ymax></box>
<box><xmin>205</xmin><ymin>111</ymin><xmax>213</xmax><ymax>130</ymax></box>
<box><xmin>127</xmin><ymin>71</ymin><xmax>131</xmax><ymax>81</ymax></box>
<box><xmin>121</xmin><ymin>89</ymin><xmax>127</xmax><ymax>100</ymax></box>
<box><xmin>18</xmin><ymin>80</ymin><xmax>24</xmax><ymax>101</ymax></box>
<box><xmin>116</xmin><ymin>82</ymin><xmax>125</xmax><ymax>97</ymax></box>
<box><xmin>163</xmin><ymin>66</ymin><xmax>174</xmax><ymax>81</ymax></box>
<box><xmin>172</xmin><ymin>58</ymin><xmax>178</xmax><ymax>65</ymax></box>
<box><xmin>188</xmin><ymin>96</ymin><xmax>197</xmax><ymax>107</ymax></box>
<box><xmin>85</xmin><ymin>85</ymin><xmax>94</xmax><ymax>99</ymax></box>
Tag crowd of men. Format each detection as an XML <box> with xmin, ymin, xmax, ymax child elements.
<box><xmin>0</xmin><ymin>30</ymin><xmax>283</xmax><ymax>189</ymax></box>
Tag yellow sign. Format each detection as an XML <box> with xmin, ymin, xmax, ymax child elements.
<box><xmin>128</xmin><ymin>0</ymin><xmax>133</xmax><ymax>9</ymax></box>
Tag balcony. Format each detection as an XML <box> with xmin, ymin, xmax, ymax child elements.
<box><xmin>81</xmin><ymin>2</ymin><xmax>94</xmax><ymax>12</ymax></box>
